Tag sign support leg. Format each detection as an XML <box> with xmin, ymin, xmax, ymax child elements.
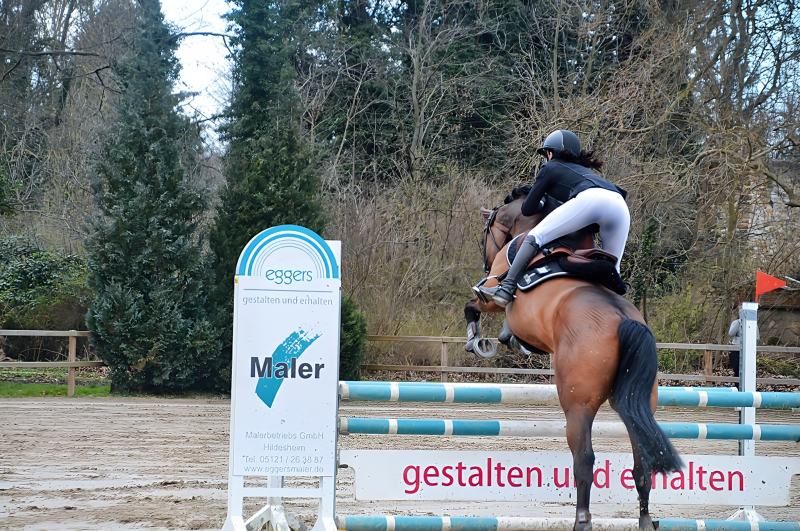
<box><xmin>312</xmin><ymin>476</ymin><xmax>337</xmax><ymax>531</ymax></box>
<box><xmin>245</xmin><ymin>476</ymin><xmax>291</xmax><ymax>531</ymax></box>
<box><xmin>222</xmin><ymin>475</ymin><xmax>247</xmax><ymax>531</ymax></box>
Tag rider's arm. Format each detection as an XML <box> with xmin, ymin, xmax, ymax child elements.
<box><xmin>520</xmin><ymin>166</ymin><xmax>554</xmax><ymax>216</ymax></box>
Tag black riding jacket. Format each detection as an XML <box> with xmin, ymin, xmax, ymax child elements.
<box><xmin>520</xmin><ymin>160</ymin><xmax>627</xmax><ymax>216</ymax></box>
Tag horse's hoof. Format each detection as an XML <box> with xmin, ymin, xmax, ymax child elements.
<box><xmin>573</xmin><ymin>510</ymin><xmax>592</xmax><ymax>531</ymax></box>
<box><xmin>573</xmin><ymin>522</ymin><xmax>592</xmax><ymax>531</ymax></box>
<box><xmin>639</xmin><ymin>514</ymin><xmax>656</xmax><ymax>531</ymax></box>
<box><xmin>473</xmin><ymin>338</ymin><xmax>497</xmax><ymax>359</ymax></box>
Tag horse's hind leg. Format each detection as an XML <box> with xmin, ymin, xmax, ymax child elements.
<box><xmin>565</xmin><ymin>407</ymin><xmax>597</xmax><ymax>531</ymax></box>
<box><xmin>632</xmin><ymin>447</ymin><xmax>655</xmax><ymax>531</ymax></box>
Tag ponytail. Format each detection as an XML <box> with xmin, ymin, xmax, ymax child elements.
<box><xmin>554</xmin><ymin>149</ymin><xmax>604</xmax><ymax>170</ymax></box>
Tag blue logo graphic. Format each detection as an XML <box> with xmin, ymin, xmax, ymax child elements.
<box><xmin>254</xmin><ymin>328</ymin><xmax>321</xmax><ymax>407</ymax></box>
<box><xmin>236</xmin><ymin>225</ymin><xmax>339</xmax><ymax>279</ymax></box>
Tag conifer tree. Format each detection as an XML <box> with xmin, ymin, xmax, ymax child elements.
<box><xmin>86</xmin><ymin>0</ymin><xmax>220</xmax><ymax>392</ymax></box>
<box><xmin>209</xmin><ymin>0</ymin><xmax>325</xmax><ymax>327</ymax></box>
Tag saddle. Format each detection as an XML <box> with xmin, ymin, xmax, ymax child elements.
<box><xmin>504</xmin><ymin>229</ymin><xmax>627</xmax><ymax>296</ymax></box>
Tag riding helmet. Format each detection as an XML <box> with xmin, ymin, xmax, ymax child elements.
<box><xmin>537</xmin><ymin>130</ymin><xmax>581</xmax><ymax>156</ymax></box>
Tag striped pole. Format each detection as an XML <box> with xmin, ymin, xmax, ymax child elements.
<box><xmin>338</xmin><ymin>418</ymin><xmax>800</xmax><ymax>441</ymax></box>
<box><xmin>339</xmin><ymin>382</ymin><xmax>798</xmax><ymax>409</ymax></box>
<box><xmin>335</xmin><ymin>516</ymin><xmax>800</xmax><ymax>531</ymax></box>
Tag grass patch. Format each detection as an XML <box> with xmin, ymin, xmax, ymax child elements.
<box><xmin>0</xmin><ymin>381</ymin><xmax>111</xmax><ymax>398</ymax></box>
<box><xmin>0</xmin><ymin>366</ymin><xmax>109</xmax><ymax>385</ymax></box>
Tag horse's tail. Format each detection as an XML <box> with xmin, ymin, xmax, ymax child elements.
<box><xmin>610</xmin><ymin>317</ymin><xmax>683</xmax><ymax>475</ymax></box>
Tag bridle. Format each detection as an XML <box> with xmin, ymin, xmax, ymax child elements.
<box><xmin>482</xmin><ymin>205</ymin><xmax>521</xmax><ymax>274</ymax></box>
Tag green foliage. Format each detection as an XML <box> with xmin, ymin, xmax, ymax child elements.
<box><xmin>339</xmin><ymin>294</ymin><xmax>367</xmax><ymax>381</ymax></box>
<box><xmin>759</xmin><ymin>358</ymin><xmax>800</xmax><ymax>379</ymax></box>
<box><xmin>0</xmin><ymin>237</ymin><xmax>91</xmax><ymax>335</ymax></box>
<box><xmin>210</xmin><ymin>0</ymin><xmax>326</xmax><ymax>342</ymax></box>
<box><xmin>85</xmin><ymin>0</ymin><xmax>220</xmax><ymax>393</ymax></box>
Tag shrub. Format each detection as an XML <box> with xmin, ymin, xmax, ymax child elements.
<box><xmin>0</xmin><ymin>237</ymin><xmax>91</xmax><ymax>360</ymax></box>
<box><xmin>339</xmin><ymin>294</ymin><xmax>368</xmax><ymax>381</ymax></box>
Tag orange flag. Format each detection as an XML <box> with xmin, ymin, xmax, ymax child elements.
<box><xmin>756</xmin><ymin>271</ymin><xmax>786</xmax><ymax>302</ymax></box>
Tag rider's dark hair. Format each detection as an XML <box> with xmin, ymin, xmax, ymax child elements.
<box><xmin>553</xmin><ymin>149</ymin><xmax>604</xmax><ymax>170</ymax></box>
<box><xmin>504</xmin><ymin>184</ymin><xmax>532</xmax><ymax>204</ymax></box>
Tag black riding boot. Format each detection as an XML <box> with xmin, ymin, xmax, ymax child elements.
<box><xmin>480</xmin><ymin>237</ymin><xmax>540</xmax><ymax>308</ymax></box>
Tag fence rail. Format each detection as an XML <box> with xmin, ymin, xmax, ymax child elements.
<box><xmin>365</xmin><ymin>335</ymin><xmax>800</xmax><ymax>386</ymax></box>
<box><xmin>0</xmin><ymin>330</ymin><xmax>93</xmax><ymax>396</ymax></box>
<box><xmin>3</xmin><ymin>332</ymin><xmax>800</xmax><ymax>392</ymax></box>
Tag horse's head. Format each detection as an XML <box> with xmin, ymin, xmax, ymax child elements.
<box><xmin>481</xmin><ymin>185</ymin><xmax>551</xmax><ymax>273</ymax></box>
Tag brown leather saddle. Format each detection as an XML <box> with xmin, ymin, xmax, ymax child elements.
<box><xmin>505</xmin><ymin>231</ymin><xmax>626</xmax><ymax>295</ymax></box>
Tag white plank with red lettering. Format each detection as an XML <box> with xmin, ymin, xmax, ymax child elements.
<box><xmin>339</xmin><ymin>450</ymin><xmax>800</xmax><ymax>506</ymax></box>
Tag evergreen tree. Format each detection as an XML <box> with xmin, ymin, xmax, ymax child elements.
<box><xmin>339</xmin><ymin>294</ymin><xmax>367</xmax><ymax>381</ymax></box>
<box><xmin>209</xmin><ymin>0</ymin><xmax>325</xmax><ymax>340</ymax></box>
<box><xmin>86</xmin><ymin>0</ymin><xmax>220</xmax><ymax>392</ymax></box>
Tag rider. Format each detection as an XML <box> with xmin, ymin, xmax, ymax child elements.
<box><xmin>480</xmin><ymin>130</ymin><xmax>630</xmax><ymax>308</ymax></box>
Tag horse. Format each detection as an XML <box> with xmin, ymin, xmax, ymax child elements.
<box><xmin>464</xmin><ymin>191</ymin><xmax>682</xmax><ymax>531</ymax></box>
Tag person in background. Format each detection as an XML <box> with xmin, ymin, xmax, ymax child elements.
<box><xmin>728</xmin><ymin>306</ymin><xmax>759</xmax><ymax>389</ymax></box>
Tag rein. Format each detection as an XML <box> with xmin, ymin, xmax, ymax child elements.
<box><xmin>482</xmin><ymin>207</ymin><xmax>522</xmax><ymax>273</ymax></box>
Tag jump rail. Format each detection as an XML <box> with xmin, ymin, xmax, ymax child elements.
<box><xmin>335</xmin><ymin>516</ymin><xmax>800</xmax><ymax>531</ymax></box>
<box><xmin>339</xmin><ymin>381</ymin><xmax>800</xmax><ymax>409</ymax></box>
<box><xmin>338</xmin><ymin>418</ymin><xmax>800</xmax><ymax>441</ymax></box>
<box><xmin>0</xmin><ymin>329</ymin><xmax>93</xmax><ymax>396</ymax></box>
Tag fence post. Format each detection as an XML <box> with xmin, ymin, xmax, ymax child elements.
<box><xmin>735</xmin><ymin>302</ymin><xmax>761</xmax><ymax>521</ymax></box>
<box><xmin>704</xmin><ymin>350</ymin><xmax>713</xmax><ymax>385</ymax></box>
<box><xmin>68</xmin><ymin>331</ymin><xmax>76</xmax><ymax>397</ymax></box>
<box><xmin>440</xmin><ymin>340</ymin><xmax>448</xmax><ymax>383</ymax></box>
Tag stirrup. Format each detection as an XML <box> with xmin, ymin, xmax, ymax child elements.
<box><xmin>478</xmin><ymin>284</ymin><xmax>515</xmax><ymax>308</ymax></box>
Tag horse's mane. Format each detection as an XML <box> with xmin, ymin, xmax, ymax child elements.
<box><xmin>504</xmin><ymin>185</ymin><xmax>531</xmax><ymax>204</ymax></box>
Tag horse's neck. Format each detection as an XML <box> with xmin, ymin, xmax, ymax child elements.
<box><xmin>504</xmin><ymin>200</ymin><xmax>549</xmax><ymax>238</ymax></box>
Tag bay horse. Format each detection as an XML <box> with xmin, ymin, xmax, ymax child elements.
<box><xmin>465</xmin><ymin>190</ymin><xmax>682</xmax><ymax>531</ymax></box>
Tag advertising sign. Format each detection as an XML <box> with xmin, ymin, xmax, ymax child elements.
<box><xmin>340</xmin><ymin>450</ymin><xmax>800</xmax><ymax>506</ymax></box>
<box><xmin>230</xmin><ymin>225</ymin><xmax>341</xmax><ymax>477</ymax></box>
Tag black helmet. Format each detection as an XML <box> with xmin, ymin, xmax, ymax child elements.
<box><xmin>537</xmin><ymin>130</ymin><xmax>581</xmax><ymax>157</ymax></box>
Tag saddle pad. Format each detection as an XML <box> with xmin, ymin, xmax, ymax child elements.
<box><xmin>506</xmin><ymin>235</ymin><xmax>626</xmax><ymax>295</ymax></box>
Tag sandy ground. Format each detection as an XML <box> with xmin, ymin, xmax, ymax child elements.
<box><xmin>1</xmin><ymin>397</ymin><xmax>799</xmax><ymax>530</ymax></box>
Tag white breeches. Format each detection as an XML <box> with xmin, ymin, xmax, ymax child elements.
<box><xmin>527</xmin><ymin>187</ymin><xmax>630</xmax><ymax>272</ymax></box>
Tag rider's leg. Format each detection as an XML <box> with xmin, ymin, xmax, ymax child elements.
<box><xmin>530</xmin><ymin>188</ymin><xmax>630</xmax><ymax>272</ymax></box>
<box><xmin>479</xmin><ymin>234</ymin><xmax>539</xmax><ymax>308</ymax></box>
<box><xmin>593</xmin><ymin>191</ymin><xmax>630</xmax><ymax>273</ymax></box>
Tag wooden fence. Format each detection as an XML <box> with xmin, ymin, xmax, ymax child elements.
<box><xmin>0</xmin><ymin>330</ymin><xmax>99</xmax><ymax>396</ymax></box>
<box><xmin>364</xmin><ymin>335</ymin><xmax>800</xmax><ymax>386</ymax></box>
<box><xmin>2</xmin><ymin>331</ymin><xmax>800</xmax><ymax>394</ymax></box>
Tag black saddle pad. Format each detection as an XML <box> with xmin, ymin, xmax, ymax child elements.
<box><xmin>506</xmin><ymin>235</ymin><xmax>627</xmax><ymax>295</ymax></box>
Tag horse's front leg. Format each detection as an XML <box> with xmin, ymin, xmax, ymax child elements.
<box><xmin>565</xmin><ymin>407</ymin><xmax>597</xmax><ymax>531</ymax></box>
<box><xmin>632</xmin><ymin>447</ymin><xmax>655</xmax><ymax>531</ymax></box>
<box><xmin>464</xmin><ymin>296</ymin><xmax>501</xmax><ymax>358</ymax></box>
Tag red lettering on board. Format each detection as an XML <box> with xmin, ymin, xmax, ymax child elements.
<box><xmin>621</xmin><ymin>469</ymin><xmax>635</xmax><ymax>489</ymax></box>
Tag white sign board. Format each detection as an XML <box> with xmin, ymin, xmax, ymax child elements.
<box><xmin>230</xmin><ymin>225</ymin><xmax>341</xmax><ymax>477</ymax></box>
<box><xmin>340</xmin><ymin>450</ymin><xmax>800</xmax><ymax>506</ymax></box>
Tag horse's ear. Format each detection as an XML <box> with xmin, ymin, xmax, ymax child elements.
<box><xmin>480</xmin><ymin>207</ymin><xmax>492</xmax><ymax>220</ymax></box>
